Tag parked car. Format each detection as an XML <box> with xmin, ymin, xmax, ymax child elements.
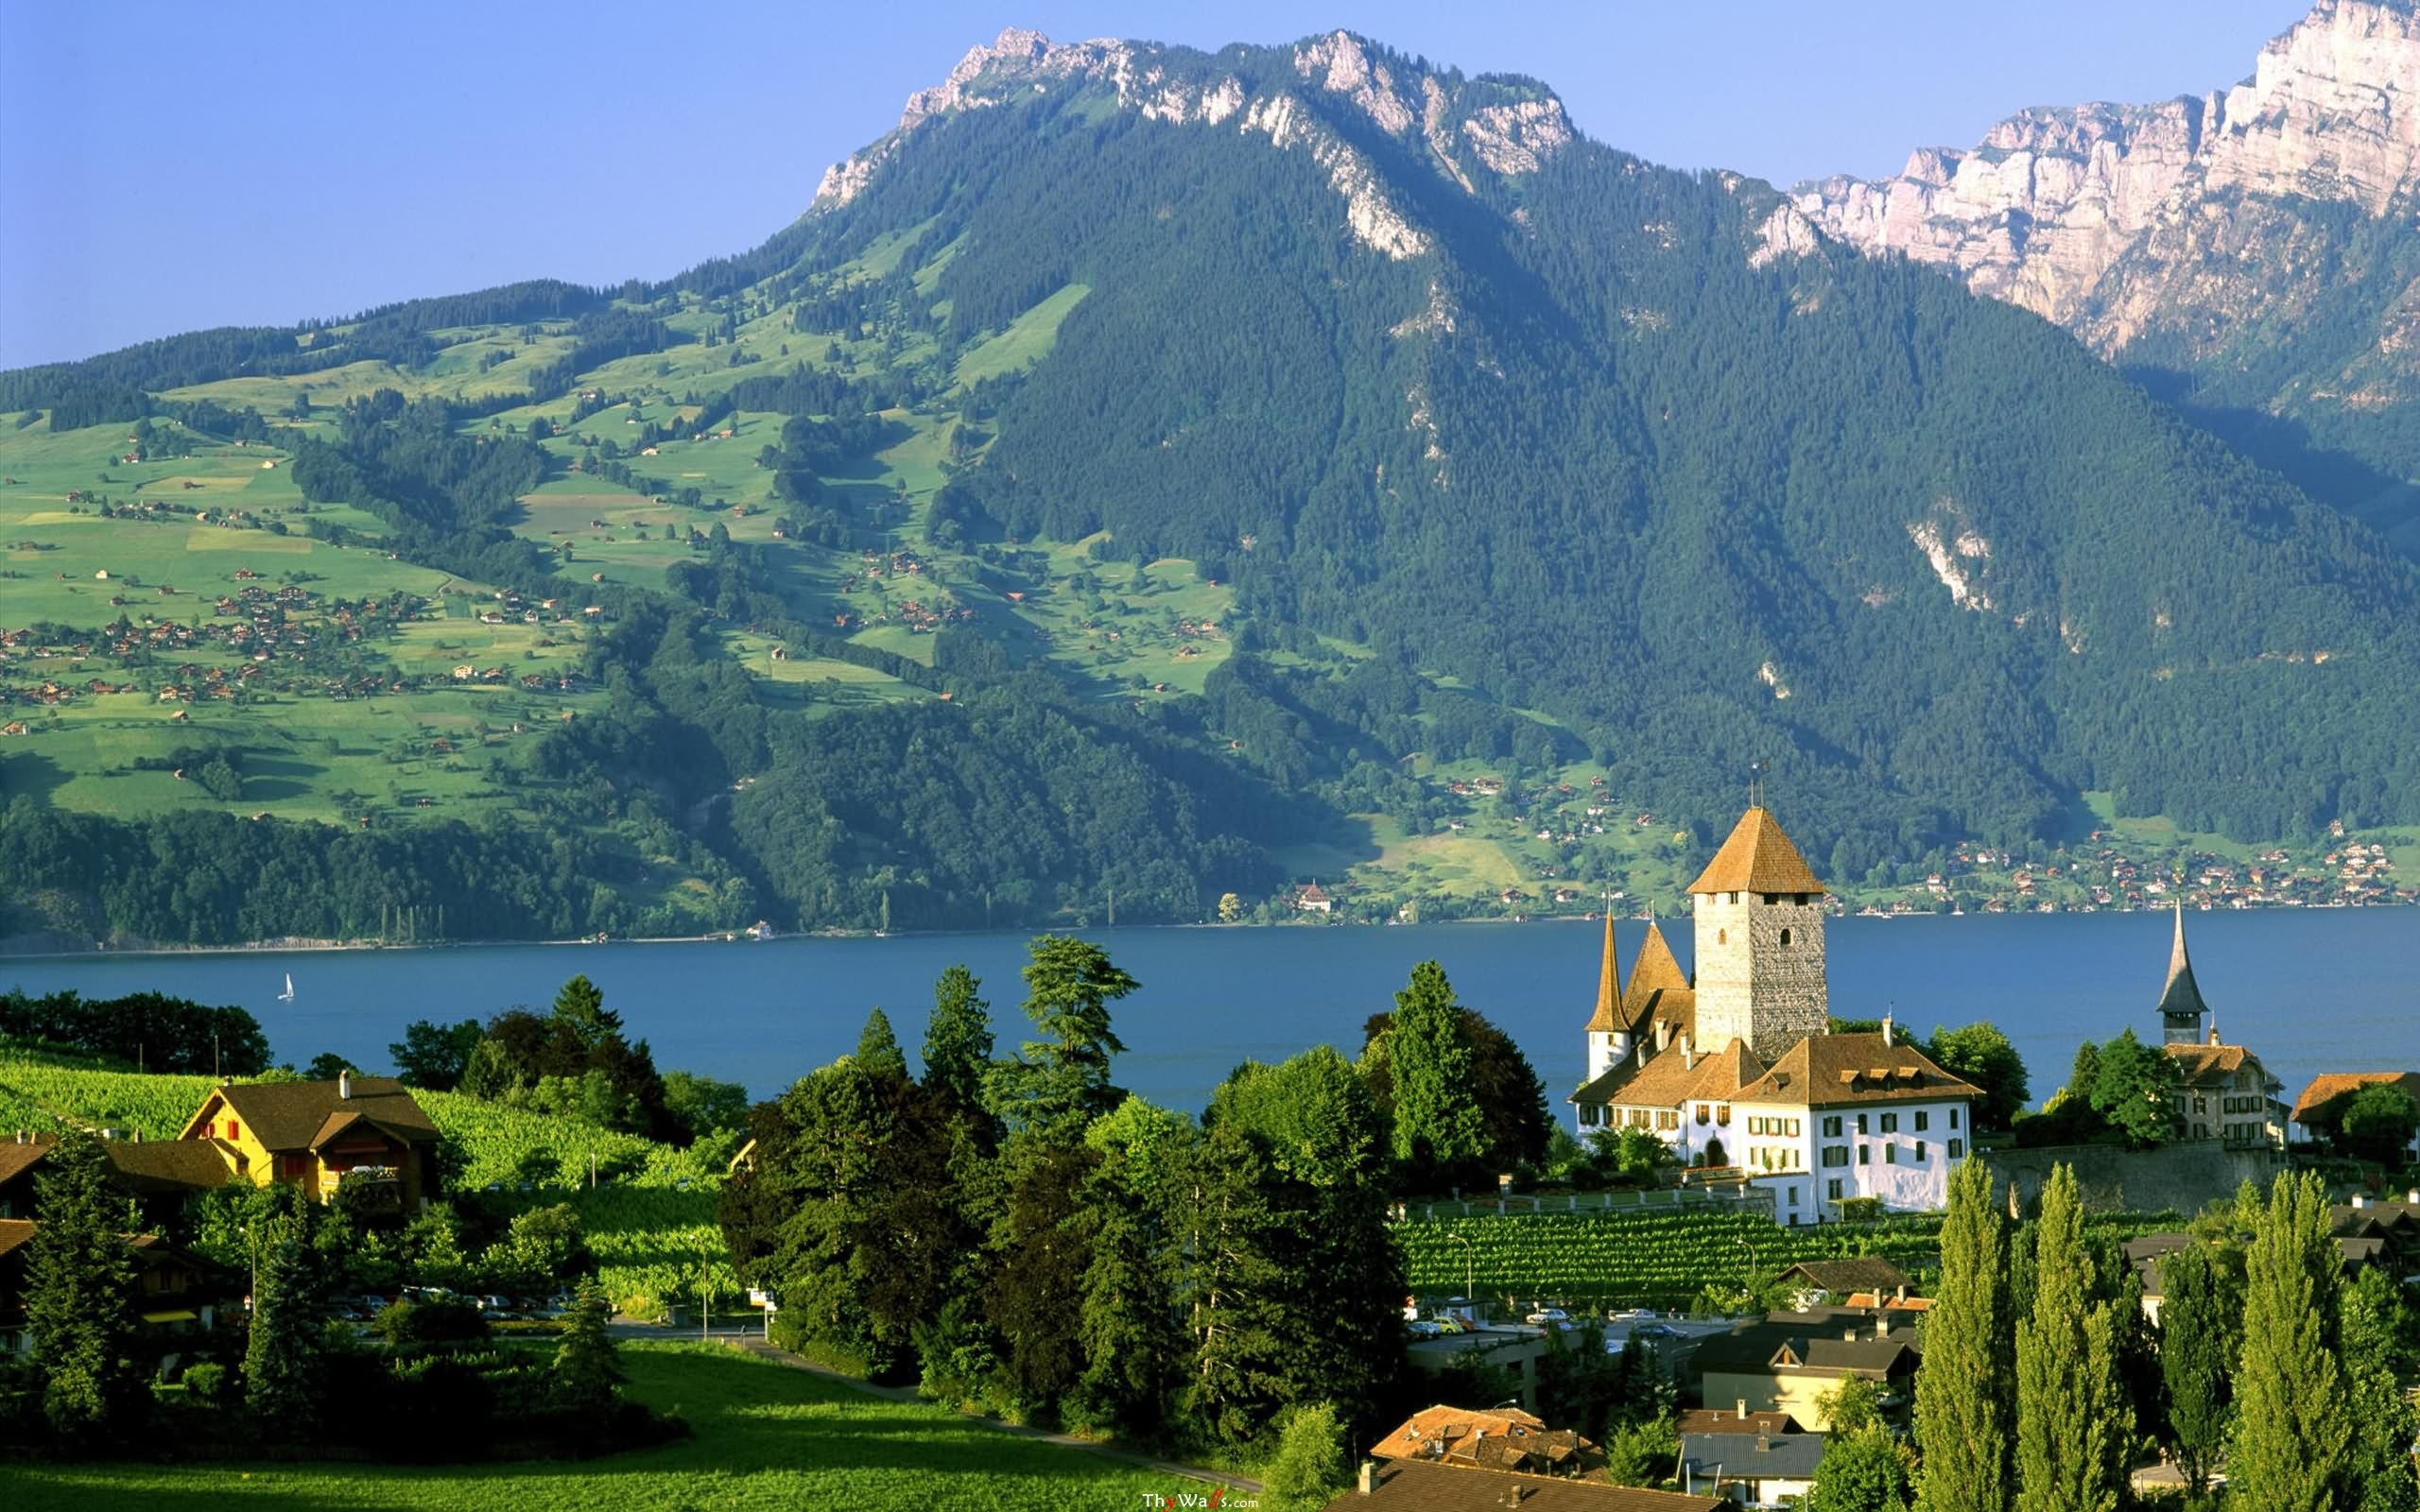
<box><xmin>1632</xmin><ymin>1323</ymin><xmax>1683</xmax><ymax>1341</ymax></box>
<box><xmin>475</xmin><ymin>1295</ymin><xmax>516</xmax><ymax>1316</ymax></box>
<box><xmin>1431</xmin><ymin>1315</ymin><xmax>1467</xmax><ymax>1334</ymax></box>
<box><xmin>1407</xmin><ymin>1319</ymin><xmax>1443</xmax><ymax>1339</ymax></box>
<box><xmin>1609</xmin><ymin>1307</ymin><xmax>1659</xmax><ymax>1321</ymax></box>
<box><xmin>1525</xmin><ymin>1308</ymin><xmax>1570</xmax><ymax>1326</ymax></box>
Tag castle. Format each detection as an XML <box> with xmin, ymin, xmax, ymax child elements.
<box><xmin>1571</xmin><ymin>805</ymin><xmax>1978</xmax><ymax>1223</ymax></box>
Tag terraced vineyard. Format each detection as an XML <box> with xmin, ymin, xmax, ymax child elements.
<box><xmin>1398</xmin><ymin>1205</ymin><xmax>2181</xmax><ymax>1311</ymax></box>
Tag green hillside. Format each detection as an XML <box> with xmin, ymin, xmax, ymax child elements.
<box><xmin>6</xmin><ymin>30</ymin><xmax>2419</xmax><ymax>945</ymax></box>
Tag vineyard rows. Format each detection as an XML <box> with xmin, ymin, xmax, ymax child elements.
<box><xmin>1397</xmin><ymin>1205</ymin><xmax>2184</xmax><ymax>1311</ymax></box>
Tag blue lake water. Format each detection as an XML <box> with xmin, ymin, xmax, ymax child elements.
<box><xmin>6</xmin><ymin>910</ymin><xmax>2418</xmax><ymax>1116</ymax></box>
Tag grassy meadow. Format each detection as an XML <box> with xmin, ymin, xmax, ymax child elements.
<box><xmin>0</xmin><ymin>1344</ymin><xmax>1177</xmax><ymax>1511</ymax></box>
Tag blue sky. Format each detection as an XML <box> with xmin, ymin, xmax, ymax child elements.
<box><xmin>0</xmin><ymin>0</ymin><xmax>2309</xmax><ymax>367</ymax></box>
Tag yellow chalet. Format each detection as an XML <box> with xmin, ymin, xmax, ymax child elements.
<box><xmin>177</xmin><ymin>1071</ymin><xmax>441</xmax><ymax>1215</ymax></box>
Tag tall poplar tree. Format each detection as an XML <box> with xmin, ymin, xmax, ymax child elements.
<box><xmin>2014</xmin><ymin>1163</ymin><xmax>2127</xmax><ymax>1512</ymax></box>
<box><xmin>23</xmin><ymin>1132</ymin><xmax>137</xmax><ymax>1440</ymax></box>
<box><xmin>2158</xmin><ymin>1237</ymin><xmax>2242</xmax><ymax>1496</ymax></box>
<box><xmin>1385</xmin><ymin>961</ymin><xmax>1485</xmax><ymax>1181</ymax></box>
<box><xmin>2231</xmin><ymin>1170</ymin><xmax>2349</xmax><ymax>1511</ymax></box>
<box><xmin>1915</xmin><ymin>1156</ymin><xmax>2014</xmax><ymax>1512</ymax></box>
<box><xmin>2337</xmin><ymin>1265</ymin><xmax>2420</xmax><ymax>1512</ymax></box>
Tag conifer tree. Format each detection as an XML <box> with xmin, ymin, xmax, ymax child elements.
<box><xmin>1070</xmin><ymin>1113</ymin><xmax>1187</xmax><ymax>1437</ymax></box>
<box><xmin>854</xmin><ymin>1005</ymin><xmax>908</xmax><ymax>1080</ymax></box>
<box><xmin>1385</xmin><ymin>961</ymin><xmax>1485</xmax><ymax>1180</ymax></box>
<box><xmin>550</xmin><ymin>973</ymin><xmax>620</xmax><ymax>1049</ymax></box>
<box><xmin>921</xmin><ymin>964</ymin><xmax>994</xmax><ymax>1116</ymax></box>
<box><xmin>1182</xmin><ymin>1117</ymin><xmax>1289</xmax><ymax>1446</ymax></box>
<box><xmin>2158</xmin><ymin>1237</ymin><xmax>2242</xmax><ymax>1497</ymax></box>
<box><xmin>243</xmin><ymin>1210</ymin><xmax>326</xmax><ymax>1437</ymax></box>
<box><xmin>24</xmin><ymin>1132</ymin><xmax>137</xmax><ymax>1440</ymax></box>
<box><xmin>992</xmin><ymin>936</ymin><xmax>1135</xmax><ymax>1139</ymax></box>
<box><xmin>550</xmin><ymin>1280</ymin><xmax>624</xmax><ymax>1416</ymax></box>
<box><xmin>2014</xmin><ymin>1163</ymin><xmax>2127</xmax><ymax>1512</ymax></box>
<box><xmin>1915</xmin><ymin>1156</ymin><xmax>2013</xmax><ymax>1512</ymax></box>
<box><xmin>2230</xmin><ymin>1171</ymin><xmax>2349</xmax><ymax>1511</ymax></box>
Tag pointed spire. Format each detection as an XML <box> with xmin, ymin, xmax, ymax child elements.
<box><xmin>2156</xmin><ymin>901</ymin><xmax>2210</xmax><ymax>1041</ymax></box>
<box><xmin>1585</xmin><ymin>912</ymin><xmax>1623</xmax><ymax>1032</ymax></box>
<box><xmin>1626</xmin><ymin>920</ymin><xmax>1690</xmax><ymax>1007</ymax></box>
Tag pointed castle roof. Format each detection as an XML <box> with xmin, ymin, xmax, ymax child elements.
<box><xmin>1626</xmin><ymin>921</ymin><xmax>1690</xmax><ymax>1006</ymax></box>
<box><xmin>2156</xmin><ymin>902</ymin><xmax>2209</xmax><ymax>1025</ymax></box>
<box><xmin>1585</xmin><ymin>914</ymin><xmax>1624</xmax><ymax>1034</ymax></box>
<box><xmin>1686</xmin><ymin>807</ymin><xmax>1825</xmax><ymax>896</ymax></box>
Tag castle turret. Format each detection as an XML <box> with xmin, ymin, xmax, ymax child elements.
<box><xmin>1583</xmin><ymin>914</ymin><xmax>1628</xmax><ymax>1081</ymax></box>
<box><xmin>1687</xmin><ymin>806</ymin><xmax>1828</xmax><ymax>1062</ymax></box>
<box><xmin>2157</xmin><ymin>902</ymin><xmax>2210</xmax><ymax>1045</ymax></box>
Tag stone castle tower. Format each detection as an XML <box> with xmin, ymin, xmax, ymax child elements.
<box><xmin>1687</xmin><ymin>806</ymin><xmax>1829</xmax><ymax>1062</ymax></box>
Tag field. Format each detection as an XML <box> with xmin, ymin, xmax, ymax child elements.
<box><xmin>0</xmin><ymin>1343</ymin><xmax>1176</xmax><ymax>1511</ymax></box>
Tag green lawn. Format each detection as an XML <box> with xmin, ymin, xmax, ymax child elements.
<box><xmin>0</xmin><ymin>1344</ymin><xmax>1176</xmax><ymax>1510</ymax></box>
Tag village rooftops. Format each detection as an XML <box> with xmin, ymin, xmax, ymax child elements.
<box><xmin>1571</xmin><ymin>1036</ymin><xmax>1764</xmax><ymax>1111</ymax></box>
<box><xmin>1622</xmin><ymin>920</ymin><xmax>1694</xmax><ymax>1038</ymax></box>
<box><xmin>1692</xmin><ymin>1309</ymin><xmax>1921</xmax><ymax>1382</ymax></box>
<box><xmin>1675</xmin><ymin>1407</ymin><xmax>1797</xmax><ymax>1437</ymax></box>
<box><xmin>1679</xmin><ymin>1426</ymin><xmax>1828</xmax><ymax>1483</ymax></box>
<box><xmin>177</xmin><ymin>1074</ymin><xmax>438</xmax><ymax>1153</ymax></box>
<box><xmin>2163</xmin><ymin>1040</ymin><xmax>2277</xmax><ymax>1091</ymax></box>
<box><xmin>0</xmin><ymin>1133</ymin><xmax>232</xmax><ymax>1199</ymax></box>
<box><xmin>1726</xmin><ymin>1031</ymin><xmax>1979</xmax><ymax>1109</ymax></box>
<box><xmin>2291</xmin><ymin>1072</ymin><xmax>2420</xmax><ymax>1125</ymax></box>
<box><xmin>1775</xmin><ymin>1257</ymin><xmax>1915</xmax><ymax>1297</ymax></box>
<box><xmin>1373</xmin><ymin>1404</ymin><xmax>1602</xmax><ymax>1476</ymax></box>
<box><xmin>1686</xmin><ymin>807</ymin><xmax>1825</xmax><ymax>897</ymax></box>
<box><xmin>1326</xmin><ymin>1458</ymin><xmax>1725</xmax><ymax>1511</ymax></box>
<box><xmin>0</xmin><ymin>1217</ymin><xmax>31</xmax><ymax>1260</ymax></box>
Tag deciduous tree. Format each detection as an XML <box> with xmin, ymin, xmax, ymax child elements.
<box><xmin>1382</xmin><ymin>961</ymin><xmax>1485</xmax><ymax>1184</ymax></box>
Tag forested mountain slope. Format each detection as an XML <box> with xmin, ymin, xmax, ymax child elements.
<box><xmin>4</xmin><ymin>27</ymin><xmax>2418</xmax><ymax>944</ymax></box>
<box><xmin>1795</xmin><ymin>0</ymin><xmax>2420</xmax><ymax>551</ymax></box>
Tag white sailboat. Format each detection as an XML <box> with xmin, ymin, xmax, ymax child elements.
<box><xmin>277</xmin><ymin>972</ymin><xmax>294</xmax><ymax>1003</ymax></box>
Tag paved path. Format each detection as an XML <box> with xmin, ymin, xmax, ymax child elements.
<box><xmin>725</xmin><ymin>1335</ymin><xmax>1262</xmax><ymax>1493</ymax></box>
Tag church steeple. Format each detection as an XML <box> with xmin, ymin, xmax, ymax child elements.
<box><xmin>2157</xmin><ymin>902</ymin><xmax>2210</xmax><ymax>1045</ymax></box>
<box><xmin>1583</xmin><ymin>914</ymin><xmax>1628</xmax><ymax>1081</ymax></box>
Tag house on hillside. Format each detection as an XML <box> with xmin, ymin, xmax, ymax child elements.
<box><xmin>0</xmin><ymin>1130</ymin><xmax>230</xmax><ymax>1223</ymax></box>
<box><xmin>175</xmin><ymin>1072</ymin><xmax>441</xmax><ymax>1215</ymax></box>
<box><xmin>1773</xmin><ymin>1257</ymin><xmax>1915</xmax><ymax>1310</ymax></box>
<box><xmin>1294</xmin><ymin>881</ymin><xmax>1335</xmax><ymax>914</ymax></box>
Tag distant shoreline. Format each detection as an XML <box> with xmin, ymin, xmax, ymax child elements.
<box><xmin>3</xmin><ymin>896</ymin><xmax>2406</xmax><ymax>963</ymax></box>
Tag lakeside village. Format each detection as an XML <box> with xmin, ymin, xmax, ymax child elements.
<box><xmin>5</xmin><ymin>808</ymin><xmax>2420</xmax><ymax>1508</ymax></box>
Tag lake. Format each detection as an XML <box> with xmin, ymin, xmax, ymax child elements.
<box><xmin>6</xmin><ymin>910</ymin><xmax>2418</xmax><ymax>1117</ymax></box>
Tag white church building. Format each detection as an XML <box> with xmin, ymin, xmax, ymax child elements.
<box><xmin>1570</xmin><ymin>806</ymin><xmax>1979</xmax><ymax>1223</ymax></box>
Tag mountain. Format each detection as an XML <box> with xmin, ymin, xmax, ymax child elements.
<box><xmin>1792</xmin><ymin>0</ymin><xmax>2420</xmax><ymax>550</ymax></box>
<box><xmin>5</xmin><ymin>26</ymin><xmax>2420</xmax><ymax>945</ymax></box>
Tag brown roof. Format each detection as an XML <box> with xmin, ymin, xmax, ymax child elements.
<box><xmin>1686</xmin><ymin>808</ymin><xmax>1825</xmax><ymax>897</ymax></box>
<box><xmin>1622</xmin><ymin>922</ymin><xmax>1695</xmax><ymax>1035</ymax></box>
<box><xmin>0</xmin><ymin>1142</ymin><xmax>49</xmax><ymax>1187</ymax></box>
<box><xmin>1573</xmin><ymin>1036</ymin><xmax>1765</xmax><ymax>1110</ymax></box>
<box><xmin>1374</xmin><ymin>1405</ymin><xmax>1601</xmax><ymax>1473</ymax></box>
<box><xmin>0</xmin><ymin>1137</ymin><xmax>231</xmax><ymax>1198</ymax></box>
<box><xmin>184</xmin><ymin>1076</ymin><xmax>438</xmax><ymax>1153</ymax></box>
<box><xmin>2292</xmin><ymin>1073</ymin><xmax>2420</xmax><ymax>1124</ymax></box>
<box><xmin>0</xmin><ymin>1218</ymin><xmax>31</xmax><ymax>1259</ymax></box>
<box><xmin>1777</xmin><ymin>1257</ymin><xmax>1915</xmax><ymax>1296</ymax></box>
<box><xmin>1585</xmin><ymin>916</ymin><xmax>1624</xmax><ymax>1034</ymax></box>
<box><xmin>2164</xmin><ymin>1042</ymin><xmax>2276</xmax><ymax>1092</ymax></box>
<box><xmin>1731</xmin><ymin>1032</ymin><xmax>1979</xmax><ymax>1109</ymax></box>
<box><xmin>1327</xmin><ymin>1459</ymin><xmax>1725</xmax><ymax>1512</ymax></box>
<box><xmin>1676</xmin><ymin>1408</ymin><xmax>1796</xmax><ymax>1436</ymax></box>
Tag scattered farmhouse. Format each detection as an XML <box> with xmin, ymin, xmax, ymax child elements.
<box><xmin>175</xmin><ymin>1072</ymin><xmax>441</xmax><ymax>1213</ymax></box>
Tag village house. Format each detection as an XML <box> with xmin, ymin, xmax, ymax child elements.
<box><xmin>1570</xmin><ymin>808</ymin><xmax>1978</xmax><ymax>1222</ymax></box>
<box><xmin>0</xmin><ymin>1129</ymin><xmax>231</xmax><ymax>1224</ymax></box>
<box><xmin>0</xmin><ymin>1218</ymin><xmax>233</xmax><ymax>1356</ymax></box>
<box><xmin>1327</xmin><ymin>1458</ymin><xmax>1723</xmax><ymax>1511</ymax></box>
<box><xmin>1693</xmin><ymin>1307</ymin><xmax>1920</xmax><ymax>1431</ymax></box>
<box><xmin>1295</xmin><ymin>881</ymin><xmax>1336</xmax><ymax>915</ymax></box>
<box><xmin>2290</xmin><ymin>1072</ymin><xmax>2420</xmax><ymax>1150</ymax></box>
<box><xmin>174</xmin><ymin>1072</ymin><xmax>441</xmax><ymax>1214</ymax></box>
<box><xmin>1679</xmin><ymin>1406</ymin><xmax>1826</xmax><ymax>1508</ymax></box>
